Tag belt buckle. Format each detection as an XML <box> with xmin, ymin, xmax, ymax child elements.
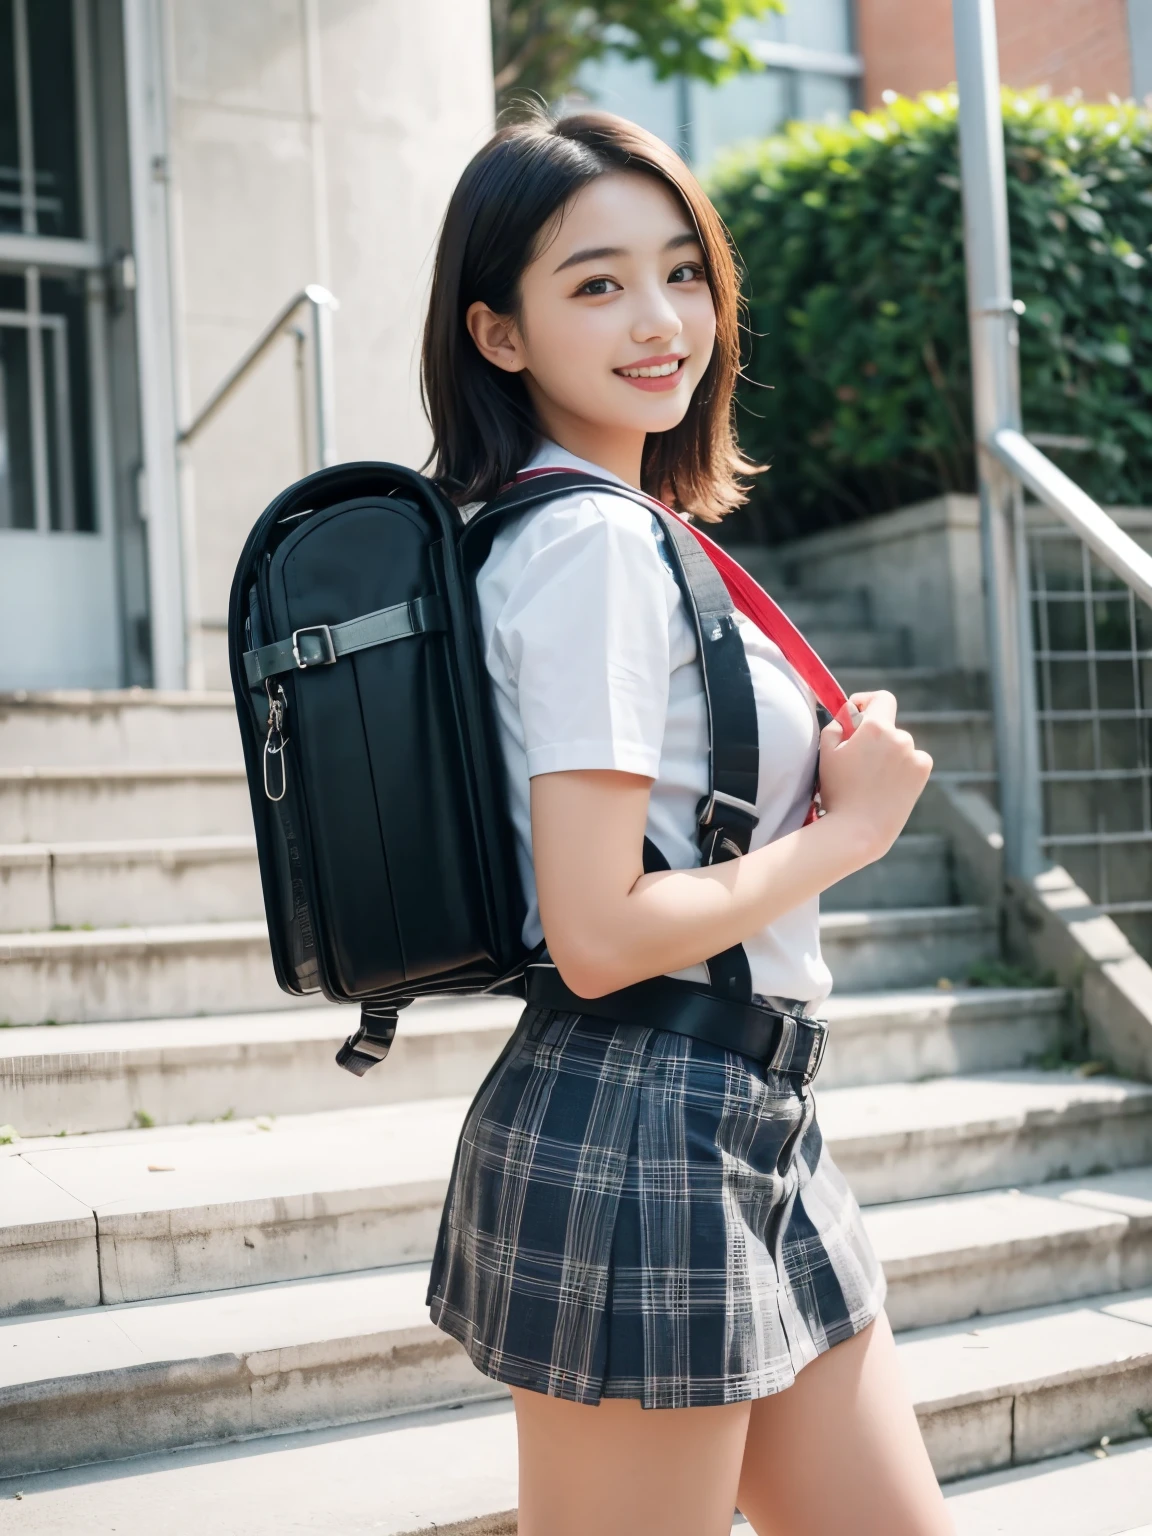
<box><xmin>803</xmin><ymin>1019</ymin><xmax>829</xmax><ymax>1084</ymax></box>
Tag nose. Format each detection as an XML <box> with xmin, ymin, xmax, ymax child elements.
<box><xmin>630</xmin><ymin>277</ymin><xmax>683</xmax><ymax>347</ymax></box>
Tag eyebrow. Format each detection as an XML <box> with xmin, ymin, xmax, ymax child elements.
<box><xmin>552</xmin><ymin>230</ymin><xmax>701</xmax><ymax>275</ymax></box>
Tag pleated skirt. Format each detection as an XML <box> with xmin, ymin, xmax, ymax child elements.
<box><xmin>426</xmin><ymin>1002</ymin><xmax>887</xmax><ymax>1409</ymax></box>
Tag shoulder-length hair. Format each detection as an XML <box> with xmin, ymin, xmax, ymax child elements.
<box><xmin>420</xmin><ymin>108</ymin><xmax>757</xmax><ymax>521</ymax></box>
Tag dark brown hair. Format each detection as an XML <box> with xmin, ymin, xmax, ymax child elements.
<box><xmin>420</xmin><ymin>108</ymin><xmax>756</xmax><ymax>521</ymax></box>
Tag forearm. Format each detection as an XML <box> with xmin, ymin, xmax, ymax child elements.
<box><xmin>548</xmin><ymin>810</ymin><xmax>875</xmax><ymax>997</ymax></box>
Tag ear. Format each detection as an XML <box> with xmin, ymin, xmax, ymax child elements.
<box><xmin>465</xmin><ymin>301</ymin><xmax>526</xmax><ymax>374</ymax></box>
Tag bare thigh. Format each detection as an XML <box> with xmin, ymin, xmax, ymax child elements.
<box><xmin>736</xmin><ymin>1311</ymin><xmax>955</xmax><ymax>1536</ymax></box>
<box><xmin>512</xmin><ymin>1385</ymin><xmax>751</xmax><ymax>1536</ymax></box>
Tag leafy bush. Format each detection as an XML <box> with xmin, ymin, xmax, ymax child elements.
<box><xmin>710</xmin><ymin>91</ymin><xmax>1152</xmax><ymax>542</ymax></box>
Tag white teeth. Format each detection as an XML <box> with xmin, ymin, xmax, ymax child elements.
<box><xmin>619</xmin><ymin>360</ymin><xmax>682</xmax><ymax>378</ymax></box>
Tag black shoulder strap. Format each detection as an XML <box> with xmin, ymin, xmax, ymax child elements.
<box><xmin>472</xmin><ymin>472</ymin><xmax>760</xmax><ymax>1003</ymax></box>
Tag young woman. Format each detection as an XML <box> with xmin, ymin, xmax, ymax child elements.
<box><xmin>420</xmin><ymin>110</ymin><xmax>948</xmax><ymax>1536</ymax></box>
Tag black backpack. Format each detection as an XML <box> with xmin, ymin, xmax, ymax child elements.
<box><xmin>228</xmin><ymin>463</ymin><xmax>765</xmax><ymax>1075</ymax></box>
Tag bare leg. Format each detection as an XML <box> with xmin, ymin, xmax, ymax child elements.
<box><xmin>736</xmin><ymin>1312</ymin><xmax>954</xmax><ymax>1536</ymax></box>
<box><xmin>512</xmin><ymin>1385</ymin><xmax>751</xmax><ymax>1536</ymax></box>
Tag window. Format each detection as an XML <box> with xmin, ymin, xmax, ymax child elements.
<box><xmin>0</xmin><ymin>0</ymin><xmax>82</xmax><ymax>238</ymax></box>
<box><xmin>0</xmin><ymin>0</ymin><xmax>96</xmax><ymax>533</ymax></box>
<box><xmin>572</xmin><ymin>0</ymin><xmax>861</xmax><ymax>172</ymax></box>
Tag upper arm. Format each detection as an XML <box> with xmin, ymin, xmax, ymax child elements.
<box><xmin>530</xmin><ymin>768</ymin><xmax>653</xmax><ymax>994</ymax></box>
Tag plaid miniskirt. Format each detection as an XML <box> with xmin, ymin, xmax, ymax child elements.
<box><xmin>425</xmin><ymin>1003</ymin><xmax>887</xmax><ymax>1410</ymax></box>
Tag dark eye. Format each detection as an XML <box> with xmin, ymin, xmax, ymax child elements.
<box><xmin>669</xmin><ymin>262</ymin><xmax>705</xmax><ymax>284</ymax></box>
<box><xmin>576</xmin><ymin>276</ymin><xmax>621</xmax><ymax>297</ymax></box>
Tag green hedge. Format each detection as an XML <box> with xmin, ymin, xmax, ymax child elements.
<box><xmin>710</xmin><ymin>91</ymin><xmax>1152</xmax><ymax>542</ymax></box>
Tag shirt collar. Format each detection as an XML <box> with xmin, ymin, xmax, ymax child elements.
<box><xmin>522</xmin><ymin>438</ymin><xmax>632</xmax><ymax>489</ymax></box>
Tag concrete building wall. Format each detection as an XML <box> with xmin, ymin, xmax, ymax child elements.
<box><xmin>857</xmin><ymin>0</ymin><xmax>1135</xmax><ymax>107</ymax></box>
<box><xmin>167</xmin><ymin>0</ymin><xmax>493</xmax><ymax>688</ymax></box>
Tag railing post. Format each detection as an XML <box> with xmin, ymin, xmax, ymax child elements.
<box><xmin>306</xmin><ymin>284</ymin><xmax>338</xmax><ymax>468</ymax></box>
<box><xmin>953</xmin><ymin>0</ymin><xmax>1044</xmax><ymax>881</ymax></box>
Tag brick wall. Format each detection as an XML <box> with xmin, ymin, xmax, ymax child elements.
<box><xmin>856</xmin><ymin>0</ymin><xmax>1134</xmax><ymax>107</ymax></box>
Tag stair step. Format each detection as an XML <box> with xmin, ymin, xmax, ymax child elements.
<box><xmin>872</xmin><ymin>1166</ymin><xmax>1152</xmax><ymax>1329</ymax></box>
<box><xmin>899</xmin><ymin>710</ymin><xmax>994</xmax><ymax>773</ymax></box>
<box><xmin>798</xmin><ymin>625</ymin><xmax>910</xmax><ymax>667</ymax></box>
<box><xmin>0</xmin><ymin>905</ymin><xmax>998</xmax><ymax>1026</ymax></box>
<box><xmin>824</xmin><ymin>1069</ymin><xmax>1152</xmax><ymax>1204</ymax></box>
<box><xmin>0</xmin><ymin>1263</ymin><xmax>499</xmax><ymax>1477</ymax></box>
<box><xmin>838</xmin><ymin>666</ymin><xmax>990</xmax><ymax>712</ymax></box>
<box><xmin>0</xmin><ymin>997</ymin><xmax>522</xmax><ymax>1134</ymax></box>
<box><xmin>820</xmin><ymin>904</ymin><xmax>998</xmax><ymax>990</ymax></box>
<box><xmin>0</xmin><ymin>690</ymin><xmax>239</xmax><ymax>768</ymax></box>
<box><xmin>6</xmin><ymin>1069</ymin><xmax>1148</xmax><ymax>1315</ymax></box>
<box><xmin>0</xmin><ymin>766</ymin><xmax>250</xmax><ymax>841</ymax></box>
<box><xmin>0</xmin><ymin>830</ymin><xmax>957</xmax><ymax>933</ymax></box>
<box><xmin>0</xmin><ymin>836</ymin><xmax>262</xmax><ymax>931</ymax></box>
<box><xmin>0</xmin><ymin>920</ymin><xmax>314</xmax><ymax>1026</ymax></box>
<box><xmin>820</xmin><ymin>985</ymin><xmax>1066</xmax><ymax>1087</ymax></box>
<box><xmin>3</xmin><ymin>1263</ymin><xmax>1152</xmax><ymax>1481</ymax></box>
<box><xmin>0</xmin><ymin>1398</ymin><xmax>524</xmax><ymax>1536</ymax></box>
<box><xmin>944</xmin><ymin>1440</ymin><xmax>1152</xmax><ymax>1536</ymax></box>
<box><xmin>4</xmin><ymin>1396</ymin><xmax>1149</xmax><ymax>1536</ymax></box>
<box><xmin>904</xmin><ymin>1286</ymin><xmax>1152</xmax><ymax>1480</ymax></box>
<box><xmin>0</xmin><ymin>986</ymin><xmax>1066</xmax><ymax>1136</ymax></box>
<box><xmin>775</xmin><ymin>590</ymin><xmax>872</xmax><ymax>629</ymax></box>
<box><xmin>823</xmin><ymin>832</ymin><xmax>952</xmax><ymax>910</ymax></box>
<box><xmin>2</xmin><ymin>1098</ymin><xmax>467</xmax><ymax>1311</ymax></box>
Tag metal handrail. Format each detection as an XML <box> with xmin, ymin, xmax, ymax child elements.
<box><xmin>954</xmin><ymin>0</ymin><xmax>1151</xmax><ymax>912</ymax></box>
<box><xmin>992</xmin><ymin>428</ymin><xmax>1152</xmax><ymax>609</ymax></box>
<box><xmin>178</xmin><ymin>283</ymin><xmax>339</xmax><ymax>466</ymax></box>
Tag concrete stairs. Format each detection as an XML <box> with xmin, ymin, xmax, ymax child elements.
<box><xmin>1</xmin><ymin>595</ymin><xmax>1150</xmax><ymax>1531</ymax></box>
<box><xmin>4</xmin><ymin>1403</ymin><xmax>1152</xmax><ymax>1536</ymax></box>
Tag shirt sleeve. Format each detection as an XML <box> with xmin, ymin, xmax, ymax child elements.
<box><xmin>490</xmin><ymin>494</ymin><xmax>675</xmax><ymax>779</ymax></box>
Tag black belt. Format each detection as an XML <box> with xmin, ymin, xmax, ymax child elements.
<box><xmin>525</xmin><ymin>965</ymin><xmax>829</xmax><ymax>1086</ymax></box>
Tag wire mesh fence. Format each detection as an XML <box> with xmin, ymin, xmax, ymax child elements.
<box><xmin>1028</xmin><ymin>510</ymin><xmax>1152</xmax><ymax>959</ymax></box>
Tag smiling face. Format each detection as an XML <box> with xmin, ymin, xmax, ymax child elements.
<box><xmin>465</xmin><ymin>170</ymin><xmax>718</xmax><ymax>480</ymax></box>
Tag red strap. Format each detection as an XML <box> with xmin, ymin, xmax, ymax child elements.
<box><xmin>514</xmin><ymin>468</ymin><xmax>858</xmax><ymax>738</ymax></box>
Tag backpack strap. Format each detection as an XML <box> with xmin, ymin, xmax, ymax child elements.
<box><xmin>242</xmin><ymin>594</ymin><xmax>446</xmax><ymax>687</ymax></box>
<box><xmin>472</xmin><ymin>471</ymin><xmax>766</xmax><ymax>1003</ymax></box>
<box><xmin>646</xmin><ymin>503</ymin><xmax>759</xmax><ymax>1000</ymax></box>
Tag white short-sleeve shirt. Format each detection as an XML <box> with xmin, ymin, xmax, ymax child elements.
<box><xmin>475</xmin><ymin>439</ymin><xmax>833</xmax><ymax>1010</ymax></box>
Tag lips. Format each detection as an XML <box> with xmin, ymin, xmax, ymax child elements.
<box><xmin>614</xmin><ymin>355</ymin><xmax>687</xmax><ymax>392</ymax></box>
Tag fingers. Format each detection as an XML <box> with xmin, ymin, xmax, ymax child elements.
<box><xmin>820</xmin><ymin>717</ymin><xmax>845</xmax><ymax>749</ymax></box>
<box><xmin>851</xmin><ymin>690</ymin><xmax>898</xmax><ymax>728</ymax></box>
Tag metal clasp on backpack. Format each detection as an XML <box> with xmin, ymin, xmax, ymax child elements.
<box><xmin>263</xmin><ymin>682</ymin><xmax>289</xmax><ymax>801</ymax></box>
<box><xmin>291</xmin><ymin>624</ymin><xmax>336</xmax><ymax>669</ymax></box>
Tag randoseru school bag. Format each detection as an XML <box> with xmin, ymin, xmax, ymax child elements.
<box><xmin>227</xmin><ymin>463</ymin><xmax>856</xmax><ymax>1076</ymax></box>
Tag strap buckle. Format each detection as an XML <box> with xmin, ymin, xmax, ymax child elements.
<box><xmin>292</xmin><ymin>623</ymin><xmax>336</xmax><ymax>669</ymax></box>
<box><xmin>698</xmin><ymin>789</ymin><xmax>759</xmax><ymax>832</ymax></box>
<box><xmin>697</xmin><ymin>789</ymin><xmax>759</xmax><ymax>864</ymax></box>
